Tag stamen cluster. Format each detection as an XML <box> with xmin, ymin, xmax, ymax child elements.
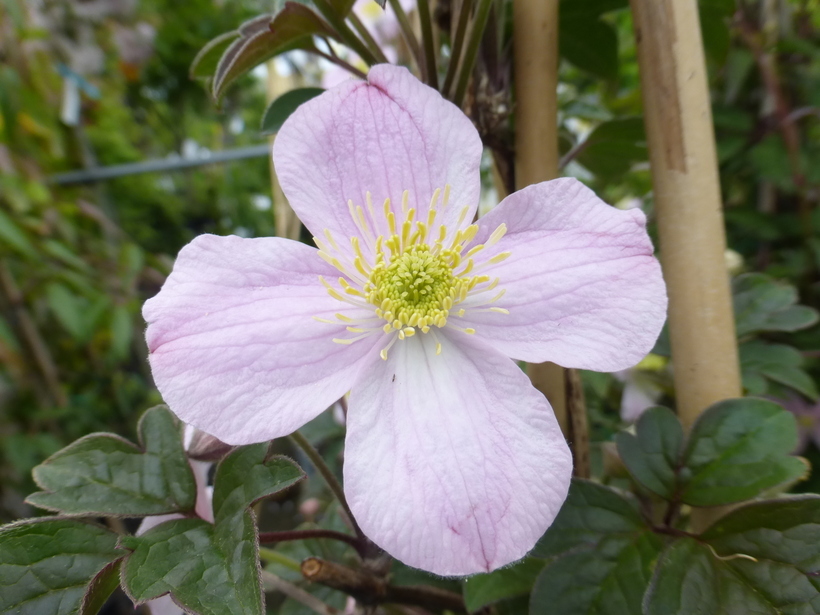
<box><xmin>313</xmin><ymin>186</ymin><xmax>510</xmax><ymax>359</ymax></box>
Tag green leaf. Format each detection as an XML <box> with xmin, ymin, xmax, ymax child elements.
<box><xmin>575</xmin><ymin>118</ymin><xmax>648</xmax><ymax>179</ymax></box>
<box><xmin>559</xmin><ymin>0</ymin><xmax>627</xmax><ymax>19</ymax></box>
<box><xmin>645</xmin><ymin>538</ymin><xmax>778</xmax><ymax>615</ymax></box>
<box><xmin>0</xmin><ymin>518</ymin><xmax>123</xmax><ymax>615</ymax></box>
<box><xmin>260</xmin><ymin>87</ymin><xmax>325</xmax><ymax>135</ymax></box>
<box><xmin>559</xmin><ymin>16</ymin><xmax>619</xmax><ymax>80</ymax></box>
<box><xmin>27</xmin><ymin>406</ymin><xmax>196</xmax><ymax>516</ymax></box>
<box><xmin>190</xmin><ymin>30</ymin><xmax>241</xmax><ymax>79</ymax></box>
<box><xmin>733</xmin><ymin>273</ymin><xmax>819</xmax><ymax>337</ymax></box>
<box><xmin>45</xmin><ymin>282</ymin><xmax>85</xmax><ymax>341</ymax></box>
<box><xmin>80</xmin><ymin>560</ymin><xmax>121</xmax><ymax>615</ymax></box>
<box><xmin>212</xmin><ymin>6</ymin><xmax>337</xmax><ymax>101</ymax></box>
<box><xmin>533</xmin><ymin>479</ymin><xmax>646</xmax><ymax>559</ymax></box>
<box><xmin>740</xmin><ymin>341</ymin><xmax>819</xmax><ymax>400</ymax></box>
<box><xmin>463</xmin><ymin>558</ymin><xmax>544</xmax><ymax>613</ymax></box>
<box><xmin>120</xmin><ymin>445</ymin><xmax>304</xmax><ymax>615</ymax></box>
<box><xmin>648</xmin><ymin>499</ymin><xmax>820</xmax><ymax>615</ymax></box>
<box><xmin>616</xmin><ymin>406</ymin><xmax>684</xmax><ymax>500</ymax></box>
<box><xmin>0</xmin><ymin>208</ymin><xmax>36</xmax><ymax>257</ymax></box>
<box><xmin>699</xmin><ymin>0</ymin><xmax>734</xmax><ymax>65</ymax></box>
<box><xmin>530</xmin><ymin>531</ymin><xmax>663</xmax><ymax>615</ymax></box>
<box><xmin>109</xmin><ymin>304</ymin><xmax>133</xmax><ymax>360</ymax></box>
<box><xmin>681</xmin><ymin>398</ymin><xmax>807</xmax><ymax>506</ymax></box>
<box><xmin>211</xmin><ymin>443</ymin><xmax>305</xmax><ymax>523</ymax></box>
<box><xmin>121</xmin><ymin>518</ymin><xmax>262</xmax><ymax>615</ymax></box>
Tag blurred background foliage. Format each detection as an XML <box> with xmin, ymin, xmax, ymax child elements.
<box><xmin>1</xmin><ymin>0</ymin><xmax>820</xmax><ymax>571</ymax></box>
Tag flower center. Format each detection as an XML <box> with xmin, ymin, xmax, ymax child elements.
<box><xmin>366</xmin><ymin>244</ymin><xmax>462</xmax><ymax>333</ymax></box>
<box><xmin>312</xmin><ymin>186</ymin><xmax>510</xmax><ymax>359</ymax></box>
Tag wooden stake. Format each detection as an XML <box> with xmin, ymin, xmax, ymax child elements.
<box><xmin>629</xmin><ymin>0</ymin><xmax>742</xmax><ymax>430</ymax></box>
<box><xmin>266</xmin><ymin>61</ymin><xmax>302</xmax><ymax>240</ymax></box>
<box><xmin>513</xmin><ymin>0</ymin><xmax>568</xmax><ymax>435</ymax></box>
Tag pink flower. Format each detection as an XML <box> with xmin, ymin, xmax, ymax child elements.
<box><xmin>143</xmin><ymin>65</ymin><xmax>667</xmax><ymax>575</ymax></box>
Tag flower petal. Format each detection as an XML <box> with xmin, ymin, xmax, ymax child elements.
<box><xmin>144</xmin><ymin>235</ymin><xmax>382</xmax><ymax>445</ymax></box>
<box><xmin>459</xmin><ymin>178</ymin><xmax>667</xmax><ymax>371</ymax></box>
<box><xmin>344</xmin><ymin>331</ymin><xmax>572</xmax><ymax>575</ymax></box>
<box><xmin>273</xmin><ymin>64</ymin><xmax>482</xmax><ymax>250</ymax></box>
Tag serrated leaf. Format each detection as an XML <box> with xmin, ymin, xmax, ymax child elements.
<box><xmin>212</xmin><ymin>5</ymin><xmax>336</xmax><ymax>101</ymax></box>
<box><xmin>80</xmin><ymin>560</ymin><xmax>120</xmax><ymax>615</ymax></box>
<box><xmin>27</xmin><ymin>406</ymin><xmax>196</xmax><ymax>516</ymax></box>
<box><xmin>740</xmin><ymin>341</ymin><xmax>819</xmax><ymax>400</ymax></box>
<box><xmin>645</xmin><ymin>538</ymin><xmax>778</xmax><ymax>615</ymax></box>
<box><xmin>190</xmin><ymin>30</ymin><xmax>242</xmax><ymax>79</ymax></box>
<box><xmin>261</xmin><ymin>87</ymin><xmax>325</xmax><ymax>135</ymax></box>
<box><xmin>0</xmin><ymin>518</ymin><xmax>123</xmax><ymax>615</ymax></box>
<box><xmin>559</xmin><ymin>16</ymin><xmax>619</xmax><ymax>80</ymax></box>
<box><xmin>616</xmin><ymin>406</ymin><xmax>684</xmax><ymax>500</ymax></box>
<box><xmin>530</xmin><ymin>531</ymin><xmax>662</xmax><ymax>615</ymax></box>
<box><xmin>533</xmin><ymin>479</ymin><xmax>646</xmax><ymax>559</ymax></box>
<box><xmin>733</xmin><ymin>273</ymin><xmax>819</xmax><ymax>337</ymax></box>
<box><xmin>575</xmin><ymin>117</ymin><xmax>647</xmax><ymax>179</ymax></box>
<box><xmin>463</xmin><ymin>558</ymin><xmax>544</xmax><ymax>613</ymax></box>
<box><xmin>681</xmin><ymin>398</ymin><xmax>807</xmax><ymax>506</ymax></box>
<box><xmin>121</xmin><ymin>518</ymin><xmax>261</xmax><ymax>615</ymax></box>
<box><xmin>120</xmin><ymin>445</ymin><xmax>304</xmax><ymax>615</ymax></box>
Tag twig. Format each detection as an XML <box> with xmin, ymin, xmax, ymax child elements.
<box><xmin>451</xmin><ymin>0</ymin><xmax>493</xmax><ymax>107</ymax></box>
<box><xmin>442</xmin><ymin>0</ymin><xmax>473</xmax><ymax>97</ymax></box>
<box><xmin>261</xmin><ymin>569</ymin><xmax>339</xmax><ymax>615</ymax></box>
<box><xmin>348</xmin><ymin>11</ymin><xmax>389</xmax><ymax>64</ymax></box>
<box><xmin>312</xmin><ymin>47</ymin><xmax>368</xmax><ymax>80</ymax></box>
<box><xmin>259</xmin><ymin>529</ymin><xmax>367</xmax><ymax>558</ymax></box>
<box><xmin>289</xmin><ymin>431</ymin><xmax>366</xmax><ymax>543</ymax></box>
<box><xmin>565</xmin><ymin>368</ymin><xmax>590</xmax><ymax>478</ymax></box>
<box><xmin>387</xmin><ymin>0</ymin><xmax>423</xmax><ymax>71</ymax></box>
<box><xmin>416</xmin><ymin>0</ymin><xmax>438</xmax><ymax>87</ymax></box>
<box><xmin>301</xmin><ymin>558</ymin><xmax>467</xmax><ymax>612</ymax></box>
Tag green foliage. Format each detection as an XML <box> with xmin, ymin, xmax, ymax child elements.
<box><xmin>26</xmin><ymin>406</ymin><xmax>196</xmax><ymax>516</ymax></box>
<box><xmin>616</xmin><ymin>400</ymin><xmax>806</xmax><ymax>507</ymax></box>
<box><xmin>120</xmin><ymin>444</ymin><xmax>304</xmax><ymax>615</ymax></box>
<box><xmin>530</xmin><ymin>480</ymin><xmax>663</xmax><ymax>615</ymax></box>
<box><xmin>463</xmin><ymin>558</ymin><xmax>544</xmax><ymax>613</ymax></box>
<box><xmin>0</xmin><ymin>518</ymin><xmax>123</xmax><ymax>615</ymax></box>
<box><xmin>615</xmin><ymin>406</ymin><xmax>683</xmax><ymax>500</ymax></box>
<box><xmin>647</xmin><ymin>497</ymin><xmax>820</xmax><ymax>614</ymax></box>
<box><xmin>734</xmin><ymin>273</ymin><xmax>819</xmax><ymax>338</ymax></box>
<box><xmin>261</xmin><ymin>87</ymin><xmax>325</xmax><ymax>135</ymax></box>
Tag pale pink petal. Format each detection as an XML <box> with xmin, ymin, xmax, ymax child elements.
<box><xmin>273</xmin><ymin>64</ymin><xmax>482</xmax><ymax>252</ymax></box>
<box><xmin>145</xmin><ymin>595</ymin><xmax>184</xmax><ymax>615</ymax></box>
<box><xmin>344</xmin><ymin>331</ymin><xmax>572</xmax><ymax>575</ymax></box>
<box><xmin>143</xmin><ymin>234</ymin><xmax>382</xmax><ymax>445</ymax></box>
<box><xmin>458</xmin><ymin>178</ymin><xmax>667</xmax><ymax>371</ymax></box>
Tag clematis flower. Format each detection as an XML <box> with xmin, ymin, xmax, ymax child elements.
<box><xmin>144</xmin><ymin>64</ymin><xmax>667</xmax><ymax>575</ymax></box>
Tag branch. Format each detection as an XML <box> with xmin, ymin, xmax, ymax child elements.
<box><xmin>259</xmin><ymin>529</ymin><xmax>367</xmax><ymax>558</ymax></box>
<box><xmin>261</xmin><ymin>570</ymin><xmax>339</xmax><ymax>615</ymax></box>
<box><xmin>301</xmin><ymin>558</ymin><xmax>466</xmax><ymax>613</ymax></box>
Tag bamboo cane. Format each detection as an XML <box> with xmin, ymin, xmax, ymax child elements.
<box><xmin>513</xmin><ymin>0</ymin><xmax>568</xmax><ymax>436</ymax></box>
<box><xmin>266</xmin><ymin>61</ymin><xmax>302</xmax><ymax>241</ymax></box>
<box><xmin>629</xmin><ymin>0</ymin><xmax>742</xmax><ymax>430</ymax></box>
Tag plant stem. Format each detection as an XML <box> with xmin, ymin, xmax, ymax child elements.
<box><xmin>512</xmin><ymin>0</ymin><xmax>569</xmax><ymax>437</ymax></box>
<box><xmin>312</xmin><ymin>47</ymin><xmax>368</xmax><ymax>79</ymax></box>
<box><xmin>312</xmin><ymin>0</ymin><xmax>379</xmax><ymax>66</ymax></box>
<box><xmin>348</xmin><ymin>11</ymin><xmax>389</xmax><ymax>64</ymax></box>
<box><xmin>301</xmin><ymin>557</ymin><xmax>467</xmax><ymax>613</ymax></box>
<box><xmin>387</xmin><ymin>0</ymin><xmax>423</xmax><ymax>71</ymax></box>
<box><xmin>259</xmin><ymin>528</ymin><xmax>367</xmax><ymax>557</ymax></box>
<box><xmin>442</xmin><ymin>0</ymin><xmax>472</xmax><ymax>97</ymax></box>
<box><xmin>416</xmin><ymin>0</ymin><xmax>438</xmax><ymax>87</ymax></box>
<box><xmin>258</xmin><ymin>547</ymin><xmax>302</xmax><ymax>573</ymax></box>
<box><xmin>289</xmin><ymin>430</ymin><xmax>365</xmax><ymax>541</ymax></box>
<box><xmin>260</xmin><ymin>570</ymin><xmax>337</xmax><ymax>615</ymax></box>
<box><xmin>451</xmin><ymin>0</ymin><xmax>492</xmax><ymax>107</ymax></box>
